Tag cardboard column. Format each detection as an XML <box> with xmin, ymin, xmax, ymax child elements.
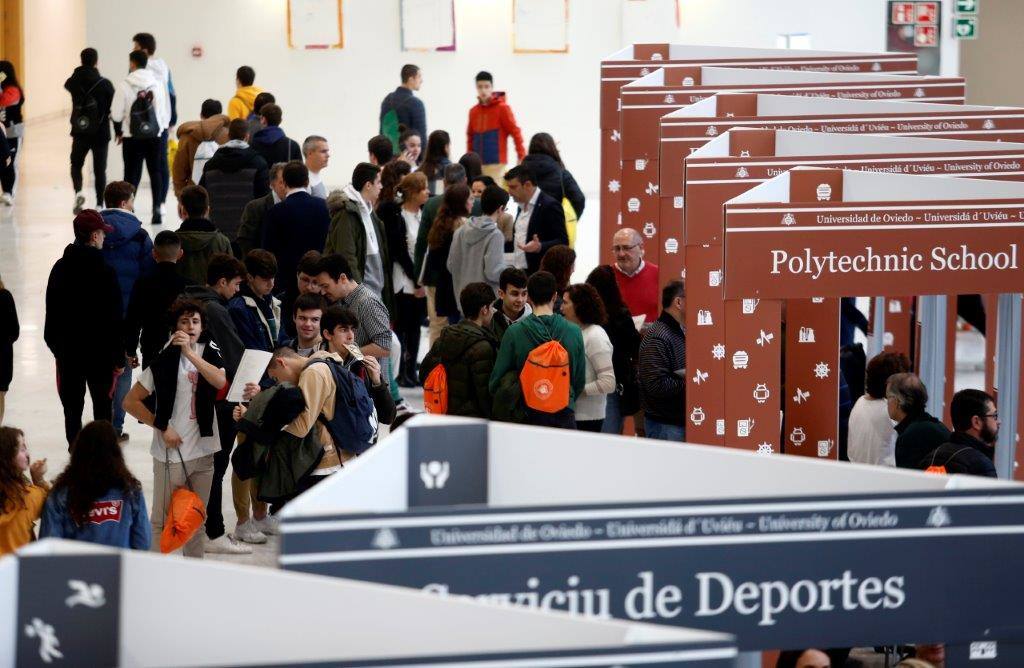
<box><xmin>685</xmin><ymin>244</ymin><xmax>727</xmax><ymax>445</ymax></box>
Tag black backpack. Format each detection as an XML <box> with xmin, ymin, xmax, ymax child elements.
<box><xmin>71</xmin><ymin>80</ymin><xmax>103</xmax><ymax>136</ymax></box>
<box><xmin>129</xmin><ymin>89</ymin><xmax>159</xmax><ymax>138</ymax></box>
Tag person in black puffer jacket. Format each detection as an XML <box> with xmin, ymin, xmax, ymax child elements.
<box><xmin>521</xmin><ymin>132</ymin><xmax>585</xmax><ymax>219</ymax></box>
<box><xmin>419</xmin><ymin>283</ymin><xmax>499</xmax><ymax>418</ymax></box>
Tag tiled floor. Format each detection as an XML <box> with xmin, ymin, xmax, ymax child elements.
<box><xmin>0</xmin><ymin>118</ymin><xmax>986</xmax><ymax>570</ymax></box>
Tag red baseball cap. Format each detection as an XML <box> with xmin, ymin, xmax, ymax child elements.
<box><xmin>73</xmin><ymin>209</ymin><xmax>114</xmax><ymax>240</ymax></box>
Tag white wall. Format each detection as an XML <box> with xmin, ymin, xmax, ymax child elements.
<box><xmin>23</xmin><ymin>0</ymin><xmax>86</xmax><ymax>119</ymax></box>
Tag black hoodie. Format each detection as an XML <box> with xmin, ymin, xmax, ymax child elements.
<box><xmin>44</xmin><ymin>243</ymin><xmax>124</xmax><ymax>367</ymax></box>
<box><xmin>63</xmin><ymin>66</ymin><xmax>115</xmax><ymax>140</ymax></box>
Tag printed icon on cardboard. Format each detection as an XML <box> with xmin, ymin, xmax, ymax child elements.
<box><xmin>651</xmin><ymin>52</ymin><xmax>664</xmax><ymax>61</ymax></box>
<box><xmin>697</xmin><ymin>309</ymin><xmax>714</xmax><ymax>326</ymax></box>
<box><xmin>732</xmin><ymin>350</ymin><xmax>749</xmax><ymax>369</ymax></box>
<box><xmin>790</xmin><ymin>426</ymin><xmax>807</xmax><ymax>448</ymax></box>
<box><xmin>608</xmin><ymin>179</ymin><xmax>620</xmax><ymax>193</ymax></box>
<box><xmin>706</xmin><ymin>125</ymin><xmax>718</xmax><ymax>137</ymax></box>
<box><xmin>611</xmin><ymin>129</ymin><xmax>620</xmax><ymax>142</ymax></box>
<box><xmin>724</xmin><ymin>112</ymin><xmax>735</xmax><ymax>118</ymax></box>
<box><xmin>711</xmin><ymin>343</ymin><xmax>726</xmax><ymax>360</ymax></box>
<box><xmin>739</xmin><ymin>149</ymin><xmax>751</xmax><ymax>157</ymax></box>
<box><xmin>716</xmin><ymin>419</ymin><xmax>725</xmax><ymax>435</ymax></box>
<box><xmin>645</xmin><ymin>182</ymin><xmax>659</xmax><ymax>195</ymax></box>
<box><xmin>817</xmin><ymin>439</ymin><xmax>834</xmax><ymax>457</ymax></box>
<box><xmin>664</xmin><ymin>94</ymin><xmax>676</xmax><ymax>104</ymax></box>
<box><xmin>983</xmin><ymin>119</ymin><xmax>995</xmax><ymax>129</ymax></box>
<box><xmin>756</xmin><ymin>329</ymin><xmax>774</xmax><ymax>347</ymax></box>
<box><xmin>673</xmin><ymin>196</ymin><xmax>684</xmax><ymax>208</ymax></box>
<box><xmin>811</xmin><ymin>297</ymin><xmax>825</xmax><ymax>304</ymax></box>
<box><xmin>627</xmin><ymin>197</ymin><xmax>640</xmax><ymax>213</ymax></box>
<box><xmin>816</xmin><ymin>183</ymin><xmax>832</xmax><ymax>201</ymax></box>
<box><xmin>635</xmin><ymin>158</ymin><xmax>647</xmax><ymax>171</ymax></box>
<box><xmin>737</xmin><ymin>418</ymin><xmax>755</xmax><ymax>437</ymax></box>
<box><xmin>664</xmin><ymin>238</ymin><xmax>679</xmax><ymax>254</ymax></box>
<box><xmin>682</xmin><ymin>76</ymin><xmax>694</xmax><ymax>86</ymax></box>
<box><xmin>798</xmin><ymin>326</ymin><xmax>816</xmax><ymax>343</ymax></box>
<box><xmin>708</xmin><ymin>270</ymin><xmax>722</xmax><ymax>287</ymax></box>
<box><xmin>690</xmin><ymin>406</ymin><xmax>706</xmax><ymax>426</ymax></box>
<box><xmin>736</xmin><ymin>167</ymin><xmax>749</xmax><ymax>178</ymax></box>
<box><xmin>914</xmin><ymin>87</ymin><xmax>925</xmax><ymax>98</ymax></box>
<box><xmin>757</xmin><ymin>442</ymin><xmax>774</xmax><ymax>455</ymax></box>
<box><xmin>814</xmin><ymin>362</ymin><xmax>831</xmax><ymax>379</ymax></box>
<box><xmin>793</xmin><ymin>387</ymin><xmax>811</xmax><ymax>404</ymax></box>
<box><xmin>693</xmin><ymin>369</ymin><xmax>709</xmax><ymax>385</ymax></box>
<box><xmin>742</xmin><ymin>298</ymin><xmax>759</xmax><ymax>314</ymax></box>
<box><xmin>872</xmin><ymin>61</ymin><xmax>881</xmax><ymax>71</ymax></box>
<box><xmin>889</xmin><ymin>299</ymin><xmax>902</xmax><ymax>313</ymax></box>
<box><xmin>642</xmin><ymin>222</ymin><xmax>656</xmax><ymax>238</ymax></box>
<box><xmin>639</xmin><ymin>67</ymin><xmax>650</xmax><ymax>76</ymax></box>
<box><xmin>753</xmin><ymin>383</ymin><xmax>770</xmax><ymax>404</ymax></box>
<box><xmin>884</xmin><ymin>331</ymin><xmax>895</xmax><ymax>346</ymax></box>
<box><xmin>781</xmin><ymin>213</ymin><xmax>796</xmax><ymax>226</ymax></box>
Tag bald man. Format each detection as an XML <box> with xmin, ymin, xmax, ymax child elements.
<box><xmin>611</xmin><ymin>227</ymin><xmax>660</xmax><ymax>324</ymax></box>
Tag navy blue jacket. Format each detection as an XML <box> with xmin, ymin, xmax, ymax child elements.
<box><xmin>379</xmin><ymin>86</ymin><xmax>427</xmax><ymax>142</ymax></box>
<box><xmin>101</xmin><ymin>209</ymin><xmax>155</xmax><ymax>315</ymax></box>
<box><xmin>263</xmin><ymin>191</ymin><xmax>331</xmax><ymax>297</ymax></box>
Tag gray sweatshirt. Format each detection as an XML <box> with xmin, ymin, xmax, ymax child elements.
<box><xmin>447</xmin><ymin>215</ymin><xmax>507</xmax><ymax>314</ymax></box>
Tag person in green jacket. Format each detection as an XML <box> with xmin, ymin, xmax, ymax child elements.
<box><xmin>420</xmin><ymin>282</ymin><xmax>499</xmax><ymax>418</ymax></box>
<box><xmin>488</xmin><ymin>270</ymin><xmax>585</xmax><ymax>429</ymax></box>
<box><xmin>175</xmin><ymin>185</ymin><xmax>232</xmax><ymax>286</ymax></box>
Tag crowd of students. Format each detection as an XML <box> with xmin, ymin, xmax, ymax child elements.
<box><xmin>0</xmin><ymin>37</ymin><xmax>1004</xmax><ymax>581</ymax></box>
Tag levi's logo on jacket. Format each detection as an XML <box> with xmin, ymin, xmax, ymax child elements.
<box><xmin>88</xmin><ymin>500</ymin><xmax>123</xmax><ymax>524</ymax></box>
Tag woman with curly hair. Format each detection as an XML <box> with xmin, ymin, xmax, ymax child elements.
<box><xmin>561</xmin><ymin>283</ymin><xmax>614</xmax><ymax>432</ymax></box>
<box><xmin>423</xmin><ymin>183</ymin><xmax>472</xmax><ymax>344</ymax></box>
<box><xmin>0</xmin><ymin>425</ymin><xmax>48</xmax><ymax>554</ymax></box>
<box><xmin>40</xmin><ymin>420</ymin><xmax>150</xmax><ymax>549</ymax></box>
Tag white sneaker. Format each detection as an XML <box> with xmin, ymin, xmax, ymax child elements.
<box><xmin>252</xmin><ymin>514</ymin><xmax>280</xmax><ymax>535</ymax></box>
<box><xmin>159</xmin><ymin>203</ymin><xmax>167</xmax><ymax>216</ymax></box>
<box><xmin>234</xmin><ymin>519</ymin><xmax>268</xmax><ymax>544</ymax></box>
<box><xmin>205</xmin><ymin>534</ymin><xmax>253</xmax><ymax>554</ymax></box>
<box><xmin>73</xmin><ymin>192</ymin><xmax>85</xmax><ymax>214</ymax></box>
<box><xmin>0</xmin><ymin>193</ymin><xmax>12</xmax><ymax>206</ymax></box>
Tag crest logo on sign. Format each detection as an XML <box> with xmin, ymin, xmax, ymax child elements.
<box><xmin>664</xmin><ymin>94</ymin><xmax>675</xmax><ymax>104</ymax></box>
<box><xmin>872</xmin><ymin>62</ymin><xmax>881</xmax><ymax>71</ymax></box>
<box><xmin>983</xmin><ymin>119</ymin><xmax>995</xmax><ymax>130</ymax></box>
<box><xmin>736</xmin><ymin>167</ymin><xmax>749</xmax><ymax>178</ymax></box>
<box><xmin>914</xmin><ymin>87</ymin><xmax>925</xmax><ymax>98</ymax></box>
<box><xmin>706</xmin><ymin>125</ymin><xmax>718</xmax><ymax>136</ymax></box>
<box><xmin>781</xmin><ymin>213</ymin><xmax>796</xmax><ymax>226</ymax></box>
<box><xmin>372</xmin><ymin>528</ymin><xmax>400</xmax><ymax>550</ymax></box>
<box><xmin>926</xmin><ymin>506</ymin><xmax>952</xmax><ymax>528</ymax></box>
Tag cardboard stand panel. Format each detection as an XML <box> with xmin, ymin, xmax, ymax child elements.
<box><xmin>784</xmin><ymin>298</ymin><xmax>841</xmax><ymax>458</ymax></box>
<box><xmin>3</xmin><ymin>539</ymin><xmax>736</xmax><ymax>667</ymax></box>
<box><xmin>723</xmin><ymin>298</ymin><xmax>782</xmax><ymax>454</ymax></box>
<box><xmin>685</xmin><ymin>244</ymin><xmax>726</xmax><ymax>446</ymax></box>
<box><xmin>599</xmin><ymin>45</ymin><xmax>917</xmax><ymax>262</ymax></box>
<box><xmin>279</xmin><ymin>418</ymin><xmax>1024</xmax><ymax>658</ymax></box>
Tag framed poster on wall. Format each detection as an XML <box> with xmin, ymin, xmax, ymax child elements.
<box><xmin>513</xmin><ymin>0</ymin><xmax>569</xmax><ymax>54</ymax></box>
<box><xmin>287</xmin><ymin>0</ymin><xmax>344</xmax><ymax>49</ymax></box>
<box><xmin>401</xmin><ymin>0</ymin><xmax>456</xmax><ymax>51</ymax></box>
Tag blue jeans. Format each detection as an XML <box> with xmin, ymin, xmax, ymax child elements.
<box><xmin>601</xmin><ymin>392</ymin><xmax>625</xmax><ymax>434</ymax></box>
<box><xmin>112</xmin><ymin>366</ymin><xmax>134</xmax><ymax>433</ymax></box>
<box><xmin>645</xmin><ymin>416</ymin><xmax>685</xmax><ymax>442</ymax></box>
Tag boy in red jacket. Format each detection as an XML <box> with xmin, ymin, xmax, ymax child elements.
<box><xmin>466</xmin><ymin>71</ymin><xmax>525</xmax><ymax>182</ymax></box>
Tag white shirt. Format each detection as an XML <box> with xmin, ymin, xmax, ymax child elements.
<box><xmin>848</xmin><ymin>395</ymin><xmax>897</xmax><ymax>466</ymax></box>
<box><xmin>394</xmin><ymin>207</ymin><xmax>421</xmax><ymax>294</ymax></box>
<box><xmin>575</xmin><ymin>324</ymin><xmax>615</xmax><ymax>422</ymax></box>
<box><xmin>309</xmin><ymin>170</ymin><xmax>327</xmax><ymax>198</ymax></box>
<box><xmin>512</xmin><ymin>188</ymin><xmax>540</xmax><ymax>270</ymax></box>
<box><xmin>139</xmin><ymin>344</ymin><xmax>221</xmax><ymax>463</ymax></box>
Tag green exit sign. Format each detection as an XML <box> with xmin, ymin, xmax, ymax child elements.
<box><xmin>955</xmin><ymin>0</ymin><xmax>979</xmax><ymax>14</ymax></box>
<box><xmin>955</xmin><ymin>16</ymin><xmax>978</xmax><ymax>39</ymax></box>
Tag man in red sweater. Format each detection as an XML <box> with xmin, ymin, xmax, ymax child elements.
<box><xmin>612</xmin><ymin>228</ymin><xmax>660</xmax><ymax>326</ymax></box>
<box><xmin>467</xmin><ymin>71</ymin><xmax>525</xmax><ymax>182</ymax></box>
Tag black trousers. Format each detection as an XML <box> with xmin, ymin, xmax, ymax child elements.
<box><xmin>56</xmin><ymin>357</ymin><xmax>115</xmax><ymax>446</ymax></box>
<box><xmin>0</xmin><ymin>136</ymin><xmax>18</xmax><ymax>194</ymax></box>
<box><xmin>206</xmin><ymin>401</ymin><xmax>238</xmax><ymax>540</ymax></box>
<box><xmin>122</xmin><ymin>137</ymin><xmax>162</xmax><ymax>214</ymax></box>
<box><xmin>576</xmin><ymin>419</ymin><xmax>604</xmax><ymax>432</ymax></box>
<box><xmin>394</xmin><ymin>292</ymin><xmax>426</xmax><ymax>380</ymax></box>
<box><xmin>157</xmin><ymin>129</ymin><xmax>170</xmax><ymax>206</ymax></box>
<box><xmin>70</xmin><ymin>134</ymin><xmax>110</xmax><ymax>204</ymax></box>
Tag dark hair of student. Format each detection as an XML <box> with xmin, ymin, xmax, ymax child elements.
<box><xmin>296</xmin><ymin>250</ymin><xmax>322</xmax><ymax>276</ymax></box>
<box><xmin>80</xmin><ymin>48</ymin><xmax>98</xmax><ymax>68</ymax></box>
<box><xmin>864</xmin><ymin>351</ymin><xmax>912</xmax><ymax>399</ymax></box>
<box><xmin>378</xmin><ymin>160</ymin><xmax>412</xmax><ymax>208</ymax></box>
<box><xmin>52</xmin><ymin>421</ymin><xmax>141</xmax><ymax>526</ymax></box>
<box><xmin>315</xmin><ymin>254</ymin><xmax>353</xmax><ymax>282</ymax></box>
<box><xmin>293</xmin><ymin>292</ymin><xmax>327</xmax><ymax>316</ymax></box>
<box><xmin>260</xmin><ymin>103</ymin><xmax>283</xmax><ymax>127</ymax></box>
<box><xmin>458</xmin><ymin>152</ymin><xmax>483</xmax><ymax>181</ymax></box>
<box><xmin>585</xmin><ymin>265</ymin><xmax>626</xmax><ymax>316</ymax></box>
<box><xmin>367</xmin><ymin>135</ymin><xmax>394</xmax><ymax>165</ymax></box>
<box><xmin>661</xmin><ymin>280</ymin><xmax>685</xmax><ymax>309</ymax></box>
<box><xmin>475</xmin><ymin>71</ymin><xmax>493</xmax><ymax>83</ymax></box>
<box><xmin>128</xmin><ymin>50</ymin><xmax>148</xmax><ymax>70</ymax></box>
<box><xmin>950</xmin><ymin>388</ymin><xmax>996</xmax><ymax>432</ymax></box>
<box><xmin>179</xmin><ymin>185</ymin><xmax>209</xmax><ymax>218</ymax></box>
<box><xmin>399</xmin><ymin>126</ymin><xmax>420</xmax><ymax>145</ymax></box>
<box><xmin>566</xmin><ymin>283</ymin><xmax>607</xmax><ymax>327</ymax></box>
<box><xmin>244</xmin><ymin>249</ymin><xmax>277</xmax><ymax>279</ymax></box>
<box><xmin>103</xmin><ymin>181</ymin><xmax>135</xmax><ymax>209</ymax></box>
<box><xmin>460</xmin><ymin>282</ymin><xmax>495</xmax><ymax>320</ymax></box>
<box><xmin>0</xmin><ymin>425</ymin><xmax>28</xmax><ymax>513</ymax></box>
<box><xmin>153</xmin><ymin>230</ymin><xmax>181</xmax><ymax>252</ymax></box>
<box><xmin>504</xmin><ymin>164</ymin><xmax>535</xmax><ymax>186</ymax></box>
<box><xmin>480</xmin><ymin>184</ymin><xmax>509</xmax><ymax>216</ymax></box>
<box><xmin>420</xmin><ymin>130</ymin><xmax>452</xmax><ymax>183</ymax></box>
<box><xmin>528</xmin><ymin>132</ymin><xmax>564</xmax><ymax>167</ymax></box>
<box><xmin>227</xmin><ymin>118</ymin><xmax>249</xmax><ymax>141</ymax></box>
<box><xmin>132</xmin><ymin>32</ymin><xmax>156</xmax><ymax>54</ymax></box>
<box><xmin>168</xmin><ymin>297</ymin><xmax>207</xmax><ymax>331</ymax></box>
<box><xmin>400</xmin><ymin>64</ymin><xmax>420</xmax><ymax>83</ymax></box>
<box><xmin>428</xmin><ymin>184</ymin><xmax>471</xmax><ymax>249</ymax></box>
<box><xmin>472</xmin><ymin>175</ymin><xmax>496</xmax><ymax>188</ymax></box>
<box><xmin>499</xmin><ymin>267</ymin><xmax>527</xmax><ymax>292</ymax></box>
<box><xmin>253</xmin><ymin>92</ymin><xmax>276</xmax><ymax>114</ymax></box>
<box><xmin>526</xmin><ymin>271</ymin><xmax>557</xmax><ymax>306</ymax></box>
<box><xmin>200</xmin><ymin>99</ymin><xmax>223</xmax><ymax>118</ymax></box>
<box><xmin>539</xmin><ymin>245</ymin><xmax>576</xmax><ymax>292</ymax></box>
<box><xmin>281</xmin><ymin>160</ymin><xmax>309</xmax><ymax>188</ymax></box>
<box><xmin>352</xmin><ymin>162</ymin><xmax>382</xmax><ymax>193</ymax></box>
<box><xmin>236</xmin><ymin>65</ymin><xmax>256</xmax><ymax>86</ymax></box>
<box><xmin>206</xmin><ymin>253</ymin><xmax>246</xmax><ymax>286</ymax></box>
<box><xmin>321</xmin><ymin>304</ymin><xmax>359</xmax><ymax>337</ymax></box>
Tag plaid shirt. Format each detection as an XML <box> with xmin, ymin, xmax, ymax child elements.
<box><xmin>341</xmin><ymin>284</ymin><xmax>392</xmax><ymax>350</ymax></box>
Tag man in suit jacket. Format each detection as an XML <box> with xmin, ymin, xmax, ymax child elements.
<box><xmin>505</xmin><ymin>164</ymin><xmax>567</xmax><ymax>275</ymax></box>
<box><xmin>262</xmin><ymin>161</ymin><xmax>331</xmax><ymax>299</ymax></box>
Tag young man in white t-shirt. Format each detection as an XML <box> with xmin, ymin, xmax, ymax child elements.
<box><xmin>124</xmin><ymin>298</ymin><xmax>227</xmax><ymax>558</ymax></box>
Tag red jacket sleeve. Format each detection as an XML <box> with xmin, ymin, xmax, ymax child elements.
<box><xmin>501</xmin><ymin>104</ymin><xmax>526</xmax><ymax>162</ymax></box>
<box><xmin>466</xmin><ymin>107</ymin><xmax>475</xmax><ymax>155</ymax></box>
<box><xmin>0</xmin><ymin>86</ymin><xmax>22</xmax><ymax>108</ymax></box>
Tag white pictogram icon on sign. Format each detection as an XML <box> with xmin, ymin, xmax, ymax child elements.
<box><xmin>66</xmin><ymin>580</ymin><xmax>105</xmax><ymax>608</ymax></box>
<box><xmin>756</xmin><ymin>330</ymin><xmax>774</xmax><ymax>347</ymax></box>
<box><xmin>716</xmin><ymin>419</ymin><xmax>725</xmax><ymax>435</ymax></box>
<box><xmin>970</xmin><ymin>642</ymin><xmax>997</xmax><ymax>660</ymax></box>
<box><xmin>742</xmin><ymin>298</ymin><xmax>759</xmax><ymax>314</ymax></box>
<box><xmin>664</xmin><ymin>94</ymin><xmax>675</xmax><ymax>104</ymax></box>
<box><xmin>373</xmin><ymin>528</ymin><xmax>400</xmax><ymax>550</ymax></box>
<box><xmin>635</xmin><ymin>159</ymin><xmax>647</xmax><ymax>171</ymax></box>
<box><xmin>732</xmin><ymin>350</ymin><xmax>749</xmax><ymax>370</ymax></box>
<box><xmin>814</xmin><ymin>362</ymin><xmax>831</xmax><ymax>379</ymax></box>
<box><xmin>682</xmin><ymin>76</ymin><xmax>694</xmax><ymax>86</ymax></box>
<box><xmin>736</xmin><ymin>167</ymin><xmax>749</xmax><ymax>178</ymax></box>
<box><xmin>664</xmin><ymin>238</ymin><xmax>679</xmax><ymax>254</ymax></box>
<box><xmin>739</xmin><ymin>149</ymin><xmax>750</xmax><ymax>157</ymax></box>
<box><xmin>642</xmin><ymin>222</ymin><xmax>656</xmax><ymax>238</ymax></box>
<box><xmin>816</xmin><ymin>183</ymin><xmax>832</xmax><ymax>201</ymax></box>
<box><xmin>793</xmin><ymin>388</ymin><xmax>811</xmax><ymax>405</ymax></box>
<box><xmin>753</xmin><ymin>383</ymin><xmax>770</xmax><ymax>404</ymax></box>
<box><xmin>983</xmin><ymin>119</ymin><xmax>995</xmax><ymax>130</ymax></box>
<box><xmin>640</xmin><ymin>67</ymin><xmax>650</xmax><ymax>76</ymax></box>
<box><xmin>697</xmin><ymin>310</ymin><xmax>713</xmax><ymax>326</ymax></box>
<box><xmin>608</xmin><ymin>180</ymin><xmax>620</xmax><ymax>193</ymax></box>
<box><xmin>711</xmin><ymin>343</ymin><xmax>726</xmax><ymax>360</ymax></box>
<box><xmin>884</xmin><ymin>332</ymin><xmax>894</xmax><ymax>347</ymax></box>
<box><xmin>757</xmin><ymin>442</ymin><xmax>774</xmax><ymax>455</ymax></box>
<box><xmin>673</xmin><ymin>196</ymin><xmax>684</xmax><ymax>208</ymax></box>
<box><xmin>927</xmin><ymin>506</ymin><xmax>951</xmax><ymax>528</ymax></box>
<box><xmin>690</xmin><ymin>406</ymin><xmax>706</xmax><ymax>426</ymax></box>
<box><xmin>817</xmin><ymin>439</ymin><xmax>834</xmax><ymax>457</ymax></box>
<box><xmin>790</xmin><ymin>427</ymin><xmax>806</xmax><ymax>448</ymax></box>
<box><xmin>737</xmin><ymin>419</ymin><xmax>755</xmax><ymax>437</ymax></box>
<box><xmin>645</xmin><ymin>182</ymin><xmax>659</xmax><ymax>195</ymax></box>
<box><xmin>420</xmin><ymin>461</ymin><xmax>450</xmax><ymax>489</ymax></box>
<box><xmin>811</xmin><ymin>297</ymin><xmax>825</xmax><ymax>304</ymax></box>
<box><xmin>798</xmin><ymin>327</ymin><xmax>815</xmax><ymax>343</ymax></box>
<box><xmin>627</xmin><ymin>197</ymin><xmax>640</xmax><ymax>213</ymax></box>
<box><xmin>651</xmin><ymin>53</ymin><xmax>664</xmax><ymax>61</ymax></box>
<box><xmin>889</xmin><ymin>299</ymin><xmax>902</xmax><ymax>313</ymax></box>
<box><xmin>914</xmin><ymin>87</ymin><xmax>925</xmax><ymax>98</ymax></box>
<box><xmin>24</xmin><ymin>618</ymin><xmax>63</xmax><ymax>664</ymax></box>
<box><xmin>724</xmin><ymin>112</ymin><xmax>735</xmax><ymax>118</ymax></box>
<box><xmin>611</xmin><ymin>129</ymin><xmax>621</xmax><ymax>142</ymax></box>
<box><xmin>706</xmin><ymin>125</ymin><xmax>718</xmax><ymax>137</ymax></box>
<box><xmin>693</xmin><ymin>369</ymin><xmax>709</xmax><ymax>385</ymax></box>
<box><xmin>871</xmin><ymin>61</ymin><xmax>881</xmax><ymax>71</ymax></box>
<box><xmin>781</xmin><ymin>213</ymin><xmax>796</xmax><ymax>226</ymax></box>
<box><xmin>708</xmin><ymin>270</ymin><xmax>722</xmax><ymax>287</ymax></box>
